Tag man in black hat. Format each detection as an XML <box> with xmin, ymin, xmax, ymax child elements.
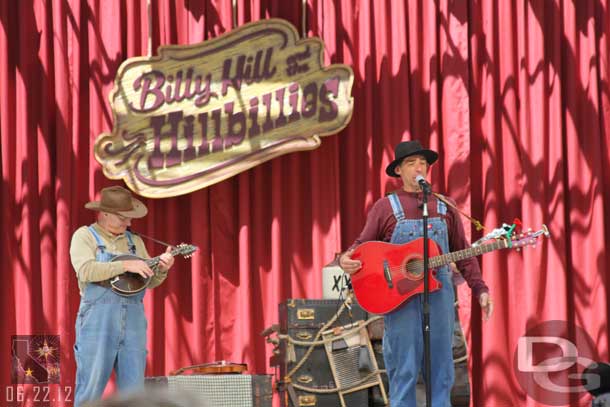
<box><xmin>69</xmin><ymin>186</ymin><xmax>174</xmax><ymax>406</ymax></box>
<box><xmin>340</xmin><ymin>140</ymin><xmax>493</xmax><ymax>407</ymax></box>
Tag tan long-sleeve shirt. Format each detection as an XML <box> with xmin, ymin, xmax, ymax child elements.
<box><xmin>70</xmin><ymin>223</ymin><xmax>169</xmax><ymax>295</ymax></box>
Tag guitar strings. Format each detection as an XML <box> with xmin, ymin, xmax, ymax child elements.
<box><xmin>383</xmin><ymin>239</ymin><xmax>508</xmax><ymax>275</ymax></box>
<box><xmin>373</xmin><ymin>233</ymin><xmax>544</xmax><ymax>282</ymax></box>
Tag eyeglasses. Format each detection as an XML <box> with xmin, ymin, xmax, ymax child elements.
<box><xmin>113</xmin><ymin>213</ymin><xmax>130</xmax><ymax>222</ymax></box>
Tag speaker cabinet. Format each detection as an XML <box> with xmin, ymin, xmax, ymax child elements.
<box><xmin>146</xmin><ymin>374</ymin><xmax>272</xmax><ymax>407</ymax></box>
<box><xmin>277</xmin><ymin>299</ymin><xmax>370</xmax><ymax>407</ymax></box>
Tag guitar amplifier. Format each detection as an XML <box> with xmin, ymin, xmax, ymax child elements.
<box><xmin>145</xmin><ymin>374</ymin><xmax>272</xmax><ymax>407</ymax></box>
<box><xmin>276</xmin><ymin>299</ymin><xmax>370</xmax><ymax>407</ymax></box>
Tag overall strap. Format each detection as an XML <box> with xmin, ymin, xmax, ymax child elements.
<box><xmin>124</xmin><ymin>230</ymin><xmax>137</xmax><ymax>255</ymax></box>
<box><xmin>387</xmin><ymin>193</ymin><xmax>405</xmax><ymax>222</ymax></box>
<box><xmin>436</xmin><ymin>197</ymin><xmax>448</xmax><ymax>216</ymax></box>
<box><xmin>87</xmin><ymin>226</ymin><xmax>106</xmax><ymax>251</ymax></box>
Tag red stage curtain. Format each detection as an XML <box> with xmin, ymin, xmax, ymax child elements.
<box><xmin>1</xmin><ymin>1</ymin><xmax>609</xmax><ymax>406</ymax></box>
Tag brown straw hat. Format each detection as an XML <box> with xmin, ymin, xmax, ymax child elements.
<box><xmin>84</xmin><ymin>186</ymin><xmax>148</xmax><ymax>219</ymax></box>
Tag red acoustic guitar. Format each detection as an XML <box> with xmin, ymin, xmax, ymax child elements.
<box><xmin>350</xmin><ymin>224</ymin><xmax>549</xmax><ymax>315</ymax></box>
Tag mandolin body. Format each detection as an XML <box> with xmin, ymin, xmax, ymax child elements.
<box><xmin>109</xmin><ymin>254</ymin><xmax>155</xmax><ymax>296</ymax></box>
<box><xmin>100</xmin><ymin>243</ymin><xmax>197</xmax><ymax>297</ymax></box>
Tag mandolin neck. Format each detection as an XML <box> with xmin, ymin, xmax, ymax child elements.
<box><xmin>145</xmin><ymin>247</ymin><xmax>183</xmax><ymax>268</ymax></box>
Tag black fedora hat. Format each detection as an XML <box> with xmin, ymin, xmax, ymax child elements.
<box><xmin>385</xmin><ymin>140</ymin><xmax>438</xmax><ymax>177</ymax></box>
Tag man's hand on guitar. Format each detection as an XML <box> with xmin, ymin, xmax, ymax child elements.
<box><xmin>158</xmin><ymin>246</ymin><xmax>175</xmax><ymax>271</ymax></box>
<box><xmin>339</xmin><ymin>249</ymin><xmax>362</xmax><ymax>275</ymax></box>
<box><xmin>479</xmin><ymin>292</ymin><xmax>494</xmax><ymax>321</ymax></box>
<box><xmin>121</xmin><ymin>260</ymin><xmax>154</xmax><ymax>278</ymax></box>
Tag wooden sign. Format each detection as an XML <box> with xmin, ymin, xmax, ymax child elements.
<box><xmin>94</xmin><ymin>19</ymin><xmax>354</xmax><ymax>198</ymax></box>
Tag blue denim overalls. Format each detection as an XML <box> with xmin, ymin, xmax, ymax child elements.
<box><xmin>73</xmin><ymin>226</ymin><xmax>148</xmax><ymax>407</ymax></box>
<box><xmin>382</xmin><ymin>193</ymin><xmax>455</xmax><ymax>407</ymax></box>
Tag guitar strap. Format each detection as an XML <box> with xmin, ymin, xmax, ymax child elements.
<box><xmin>432</xmin><ymin>192</ymin><xmax>487</xmax><ymax>232</ymax></box>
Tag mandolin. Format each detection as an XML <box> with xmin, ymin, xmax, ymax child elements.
<box><xmin>108</xmin><ymin>243</ymin><xmax>197</xmax><ymax>296</ymax></box>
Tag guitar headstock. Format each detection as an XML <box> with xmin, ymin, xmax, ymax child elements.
<box><xmin>472</xmin><ymin>222</ymin><xmax>516</xmax><ymax>246</ymax></box>
<box><xmin>172</xmin><ymin>243</ymin><xmax>198</xmax><ymax>258</ymax></box>
<box><xmin>510</xmin><ymin>224</ymin><xmax>550</xmax><ymax>250</ymax></box>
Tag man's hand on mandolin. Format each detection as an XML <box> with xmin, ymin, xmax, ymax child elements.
<box><xmin>121</xmin><ymin>247</ymin><xmax>175</xmax><ymax>278</ymax></box>
<box><xmin>121</xmin><ymin>260</ymin><xmax>154</xmax><ymax>278</ymax></box>
<box><xmin>158</xmin><ymin>246</ymin><xmax>175</xmax><ymax>272</ymax></box>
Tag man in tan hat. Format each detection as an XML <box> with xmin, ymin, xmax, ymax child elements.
<box><xmin>339</xmin><ymin>140</ymin><xmax>493</xmax><ymax>407</ymax></box>
<box><xmin>69</xmin><ymin>185</ymin><xmax>174</xmax><ymax>406</ymax></box>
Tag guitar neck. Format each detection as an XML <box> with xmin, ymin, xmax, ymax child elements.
<box><xmin>430</xmin><ymin>239</ymin><xmax>508</xmax><ymax>268</ymax></box>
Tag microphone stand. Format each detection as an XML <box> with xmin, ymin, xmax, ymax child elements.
<box><xmin>421</xmin><ymin>184</ymin><xmax>432</xmax><ymax>406</ymax></box>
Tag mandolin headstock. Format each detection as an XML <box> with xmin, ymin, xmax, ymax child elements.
<box><xmin>172</xmin><ymin>243</ymin><xmax>198</xmax><ymax>258</ymax></box>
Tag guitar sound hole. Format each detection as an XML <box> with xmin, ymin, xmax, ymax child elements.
<box><xmin>404</xmin><ymin>260</ymin><xmax>423</xmax><ymax>280</ymax></box>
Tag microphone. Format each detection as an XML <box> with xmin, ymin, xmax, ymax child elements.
<box><xmin>415</xmin><ymin>175</ymin><xmax>432</xmax><ymax>193</ymax></box>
